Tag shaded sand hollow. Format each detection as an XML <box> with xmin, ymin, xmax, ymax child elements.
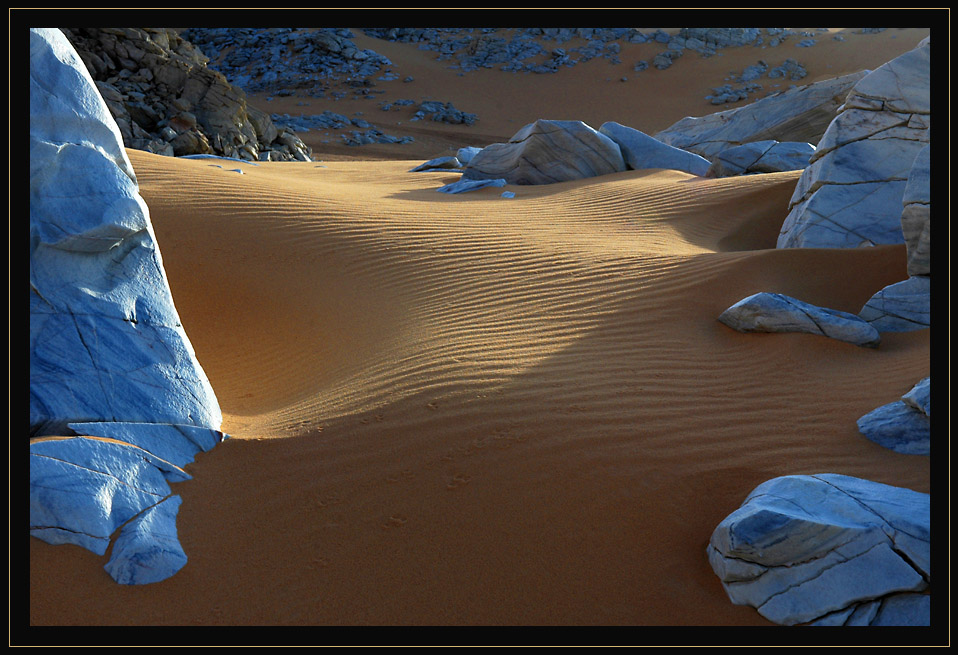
<box><xmin>28</xmin><ymin>27</ymin><xmax>932</xmax><ymax>629</ymax></box>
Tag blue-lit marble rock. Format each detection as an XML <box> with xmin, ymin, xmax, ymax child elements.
<box><xmin>438</xmin><ymin>178</ymin><xmax>507</xmax><ymax>194</ymax></box>
<box><xmin>462</xmin><ymin>119</ymin><xmax>627</xmax><ymax>185</ymax></box>
<box><xmin>708</xmin><ymin>474</ymin><xmax>930</xmax><ymax>626</ymax></box>
<box><xmin>30</xmin><ymin>437</ymin><xmax>174</xmax><ymax>555</ymax></box>
<box><xmin>29</xmin><ymin>27</ymin><xmax>227</xmax><ymax>585</ymax></box>
<box><xmin>718</xmin><ymin>292</ymin><xmax>881</xmax><ymax>347</ymax></box>
<box><xmin>68</xmin><ymin>422</ymin><xmax>226</xmax><ymax>471</ymax></box>
<box><xmin>598</xmin><ymin>121</ymin><xmax>711</xmax><ymax>176</ymax></box>
<box><xmin>104</xmin><ymin>495</ymin><xmax>188</xmax><ymax>585</ymax></box>
<box><xmin>857</xmin><ymin>377</ymin><xmax>931</xmax><ymax>455</ymax></box>
<box><xmin>777</xmin><ymin>39</ymin><xmax>930</xmax><ymax>249</ymax></box>
<box><xmin>30</xmin><ymin>26</ymin><xmax>221</xmax><ymax>437</ymax></box>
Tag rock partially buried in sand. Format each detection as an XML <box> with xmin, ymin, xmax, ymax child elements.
<box><xmin>438</xmin><ymin>178</ymin><xmax>507</xmax><ymax>194</ymax></box>
<box><xmin>858</xmin><ymin>275</ymin><xmax>930</xmax><ymax>332</ymax></box>
<box><xmin>410</xmin><ymin>155</ymin><xmax>463</xmax><ymax>172</ymax></box>
<box><xmin>461</xmin><ymin>119</ymin><xmax>627</xmax><ymax>185</ymax></box>
<box><xmin>30</xmin><ymin>27</ymin><xmax>227</xmax><ymax>585</ymax></box>
<box><xmin>718</xmin><ymin>292</ymin><xmax>881</xmax><ymax>347</ymax></box>
<box><xmin>857</xmin><ymin>377</ymin><xmax>930</xmax><ymax>455</ymax></box>
<box><xmin>597</xmin><ymin>121</ymin><xmax>711</xmax><ymax>176</ymax></box>
<box><xmin>708</xmin><ymin>474</ymin><xmax>930</xmax><ymax>626</ymax></box>
<box><xmin>30</xmin><ymin>437</ymin><xmax>179</xmax><ymax>556</ymax></box>
<box><xmin>30</xmin><ymin>27</ymin><xmax>222</xmax><ymax>436</ymax></box>
<box><xmin>104</xmin><ymin>495</ymin><xmax>188</xmax><ymax>585</ymax></box>
<box><xmin>777</xmin><ymin>39</ymin><xmax>930</xmax><ymax>249</ymax></box>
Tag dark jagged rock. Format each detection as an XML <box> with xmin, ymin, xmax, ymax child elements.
<box><xmin>61</xmin><ymin>27</ymin><xmax>312</xmax><ymax>162</ymax></box>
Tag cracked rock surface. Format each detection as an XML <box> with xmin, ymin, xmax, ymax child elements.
<box><xmin>30</xmin><ymin>27</ymin><xmax>227</xmax><ymax>585</ymax></box>
<box><xmin>718</xmin><ymin>292</ymin><xmax>881</xmax><ymax>347</ymax></box>
<box><xmin>461</xmin><ymin>119</ymin><xmax>627</xmax><ymax>185</ymax></box>
<box><xmin>707</xmin><ymin>140</ymin><xmax>816</xmax><ymax>177</ymax></box>
<box><xmin>778</xmin><ymin>38</ymin><xmax>929</xmax><ymax>248</ymax></box>
<box><xmin>708</xmin><ymin>474</ymin><xmax>930</xmax><ymax>625</ymax></box>
<box><xmin>857</xmin><ymin>377</ymin><xmax>931</xmax><ymax>455</ymax></box>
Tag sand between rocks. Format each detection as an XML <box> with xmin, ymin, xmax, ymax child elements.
<box><xmin>27</xmin><ymin>26</ymin><xmax>932</xmax><ymax>630</ymax></box>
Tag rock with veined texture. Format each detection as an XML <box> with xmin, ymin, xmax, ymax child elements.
<box><xmin>708</xmin><ymin>474</ymin><xmax>930</xmax><ymax>626</ymax></box>
<box><xmin>462</xmin><ymin>119</ymin><xmax>627</xmax><ymax>185</ymax></box>
<box><xmin>718</xmin><ymin>292</ymin><xmax>880</xmax><ymax>347</ymax></box>
<box><xmin>777</xmin><ymin>39</ymin><xmax>930</xmax><ymax>249</ymax></box>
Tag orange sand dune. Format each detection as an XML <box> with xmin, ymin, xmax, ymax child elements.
<box><xmin>28</xmin><ymin>27</ymin><xmax>933</xmax><ymax>632</ymax></box>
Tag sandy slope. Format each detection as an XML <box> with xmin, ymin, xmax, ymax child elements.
<box><xmin>28</xmin><ymin>26</ymin><xmax>933</xmax><ymax>631</ymax></box>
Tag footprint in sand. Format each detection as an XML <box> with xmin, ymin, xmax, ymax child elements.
<box><xmin>382</xmin><ymin>514</ymin><xmax>408</xmax><ymax>529</ymax></box>
<box><xmin>447</xmin><ymin>473</ymin><xmax>472</xmax><ymax>490</ymax></box>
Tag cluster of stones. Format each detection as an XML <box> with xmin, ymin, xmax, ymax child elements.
<box><xmin>61</xmin><ymin>27</ymin><xmax>313</xmax><ymax>162</ymax></box>
<box><xmin>363</xmin><ymin>27</ymin><xmax>812</xmax><ymax>76</ymax></box>
<box><xmin>30</xmin><ymin>28</ymin><xmax>227</xmax><ymax>585</ymax></box>
<box><xmin>182</xmin><ymin>28</ymin><xmax>392</xmax><ymax>96</ymax></box>
<box><xmin>708</xmin><ymin>39</ymin><xmax>932</xmax><ymax>626</ymax></box>
<box><xmin>269</xmin><ymin>110</ymin><xmax>414</xmax><ymax>146</ymax></box>
<box><xmin>411</xmin><ymin>118</ymin><xmax>713</xmax><ymax>193</ymax></box>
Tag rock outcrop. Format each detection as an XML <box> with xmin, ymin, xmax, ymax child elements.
<box><xmin>706</xmin><ymin>140</ymin><xmax>816</xmax><ymax>177</ymax></box>
<box><xmin>708</xmin><ymin>474</ymin><xmax>930</xmax><ymax>626</ymax></box>
<box><xmin>461</xmin><ymin>119</ymin><xmax>627</xmax><ymax>185</ymax></box>
<box><xmin>857</xmin><ymin>377</ymin><xmax>931</xmax><ymax>455</ymax></box>
<box><xmin>717</xmin><ymin>292</ymin><xmax>880</xmax><ymax>347</ymax></box>
<box><xmin>61</xmin><ymin>27</ymin><xmax>312</xmax><ymax>161</ymax></box>
<box><xmin>654</xmin><ymin>71</ymin><xmax>866</xmax><ymax>160</ymax></box>
<box><xmin>30</xmin><ymin>27</ymin><xmax>226</xmax><ymax>584</ymax></box>
<box><xmin>777</xmin><ymin>39</ymin><xmax>930</xmax><ymax>249</ymax></box>
<box><xmin>597</xmin><ymin>121</ymin><xmax>711</xmax><ymax>176</ymax></box>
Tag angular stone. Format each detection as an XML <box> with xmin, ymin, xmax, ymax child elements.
<box><xmin>857</xmin><ymin>399</ymin><xmax>930</xmax><ymax>455</ymax></box>
<box><xmin>857</xmin><ymin>377</ymin><xmax>931</xmax><ymax>455</ymax></box>
<box><xmin>438</xmin><ymin>178</ymin><xmax>507</xmax><ymax>194</ymax></box>
<box><xmin>104</xmin><ymin>495</ymin><xmax>188</xmax><ymax>585</ymax></box>
<box><xmin>410</xmin><ymin>155</ymin><xmax>462</xmax><ymax>172</ymax></box>
<box><xmin>597</xmin><ymin>121</ymin><xmax>711</xmax><ymax>176</ymax></box>
<box><xmin>30</xmin><ymin>437</ymin><xmax>174</xmax><ymax>555</ymax></box>
<box><xmin>718</xmin><ymin>292</ymin><xmax>880</xmax><ymax>347</ymax></box>
<box><xmin>708</xmin><ymin>474</ymin><xmax>930</xmax><ymax>626</ymax></box>
<box><xmin>462</xmin><ymin>119</ymin><xmax>626</xmax><ymax>185</ymax></box>
<box><xmin>858</xmin><ymin>275</ymin><xmax>930</xmax><ymax>332</ymax></box>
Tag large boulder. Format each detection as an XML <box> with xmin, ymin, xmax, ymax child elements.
<box><xmin>654</xmin><ymin>71</ymin><xmax>866</xmax><ymax>160</ymax></box>
<box><xmin>708</xmin><ymin>474</ymin><xmax>930</xmax><ymax>626</ymax></box>
<box><xmin>30</xmin><ymin>27</ymin><xmax>226</xmax><ymax>584</ymax></box>
<box><xmin>598</xmin><ymin>121</ymin><xmax>711</xmax><ymax>175</ymax></box>
<box><xmin>717</xmin><ymin>292</ymin><xmax>880</xmax><ymax>347</ymax></box>
<box><xmin>707</xmin><ymin>140</ymin><xmax>816</xmax><ymax>177</ymax></box>
<box><xmin>461</xmin><ymin>119</ymin><xmax>627</xmax><ymax>185</ymax></box>
<box><xmin>777</xmin><ymin>39</ymin><xmax>930</xmax><ymax>248</ymax></box>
